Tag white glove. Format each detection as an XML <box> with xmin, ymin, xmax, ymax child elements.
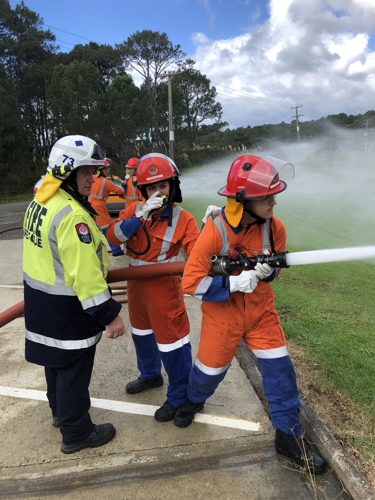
<box><xmin>255</xmin><ymin>262</ymin><xmax>273</xmax><ymax>280</ymax></box>
<box><xmin>136</xmin><ymin>191</ymin><xmax>164</xmax><ymax>220</ymax></box>
<box><xmin>202</xmin><ymin>205</ymin><xmax>221</xmax><ymax>223</ymax></box>
<box><xmin>254</xmin><ymin>249</ymin><xmax>273</xmax><ymax>280</ymax></box>
<box><xmin>229</xmin><ymin>271</ymin><xmax>259</xmax><ymax>293</ymax></box>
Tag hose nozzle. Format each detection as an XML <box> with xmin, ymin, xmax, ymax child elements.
<box><xmin>210</xmin><ymin>252</ymin><xmax>289</xmax><ymax>276</ymax></box>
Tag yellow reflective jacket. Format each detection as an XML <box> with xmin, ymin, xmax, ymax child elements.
<box><xmin>23</xmin><ymin>186</ymin><xmax>121</xmax><ymax>367</ymax></box>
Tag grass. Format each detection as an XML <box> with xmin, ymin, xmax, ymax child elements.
<box><xmin>0</xmin><ymin>193</ymin><xmax>32</xmax><ymax>204</ymax></box>
<box><xmin>4</xmin><ymin>192</ymin><xmax>374</xmax><ymax>420</ymax></box>
<box><xmin>182</xmin><ymin>198</ymin><xmax>375</xmax><ymax>472</ymax></box>
<box><xmin>181</xmin><ymin>197</ymin><xmax>375</xmax><ymax>412</ymax></box>
<box><xmin>273</xmin><ymin>252</ymin><xmax>375</xmax><ymax>413</ymax></box>
<box><xmin>4</xmin><ymin>188</ymin><xmax>375</xmax><ymax>475</ymax></box>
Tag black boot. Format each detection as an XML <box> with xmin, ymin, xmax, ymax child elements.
<box><xmin>125</xmin><ymin>374</ymin><xmax>163</xmax><ymax>394</ymax></box>
<box><xmin>275</xmin><ymin>429</ymin><xmax>327</xmax><ymax>475</ymax></box>
<box><xmin>154</xmin><ymin>400</ymin><xmax>178</xmax><ymax>422</ymax></box>
<box><xmin>174</xmin><ymin>398</ymin><xmax>205</xmax><ymax>428</ymax></box>
<box><xmin>61</xmin><ymin>423</ymin><xmax>116</xmax><ymax>454</ymax></box>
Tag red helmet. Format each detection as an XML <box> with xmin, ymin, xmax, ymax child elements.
<box><xmin>134</xmin><ymin>153</ymin><xmax>182</xmax><ymax>202</ymax></box>
<box><xmin>97</xmin><ymin>158</ymin><xmax>113</xmax><ymax>170</ymax></box>
<box><xmin>135</xmin><ymin>153</ymin><xmax>179</xmax><ymax>188</ymax></box>
<box><xmin>125</xmin><ymin>157</ymin><xmax>138</xmax><ymax>169</ymax></box>
<box><xmin>218</xmin><ymin>155</ymin><xmax>294</xmax><ymax>200</ymax></box>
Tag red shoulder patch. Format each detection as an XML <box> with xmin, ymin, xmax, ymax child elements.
<box><xmin>75</xmin><ymin>223</ymin><xmax>92</xmax><ymax>244</ymax></box>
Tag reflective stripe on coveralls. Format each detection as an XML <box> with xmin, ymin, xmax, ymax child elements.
<box><xmin>191</xmin><ymin>217</ymin><xmax>270</xmax><ymax>300</ymax></box>
<box><xmin>88</xmin><ymin>177</ymin><xmax>124</xmax><ymax>230</ymax></box>
<box><xmin>183</xmin><ymin>214</ymin><xmax>301</xmax><ymax>436</ymax></box>
<box><xmin>88</xmin><ymin>177</ymin><xmax>124</xmax><ymax>254</ymax></box>
<box><xmin>107</xmin><ymin>201</ymin><xmax>199</xmax><ymax>407</ymax></box>
<box><xmin>128</xmin><ymin>207</ymin><xmax>191</xmax><ymax>398</ymax></box>
<box><xmin>124</xmin><ymin>178</ymin><xmax>142</xmax><ymax>205</ymax></box>
<box><xmin>89</xmin><ymin>177</ymin><xmax>108</xmax><ymax>201</ymax></box>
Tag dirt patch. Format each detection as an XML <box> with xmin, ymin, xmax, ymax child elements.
<box><xmin>288</xmin><ymin>339</ymin><xmax>375</xmax><ymax>489</ymax></box>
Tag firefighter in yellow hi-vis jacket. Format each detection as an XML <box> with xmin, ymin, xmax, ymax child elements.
<box><xmin>23</xmin><ymin>135</ymin><xmax>125</xmax><ymax>454</ymax></box>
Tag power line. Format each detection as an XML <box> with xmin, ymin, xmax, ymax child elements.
<box><xmin>55</xmin><ymin>44</ymin><xmax>74</xmax><ymax>51</ymax></box>
<box><xmin>213</xmin><ymin>81</ymin><xmax>327</xmax><ymax>120</ymax></box>
<box><xmin>213</xmin><ymin>81</ymin><xmax>290</xmax><ymax>107</ymax></box>
<box><xmin>55</xmin><ymin>39</ymin><xmax>76</xmax><ymax>46</ymax></box>
<box><xmin>216</xmin><ymin>89</ymin><xmax>288</xmax><ymax>109</ymax></box>
<box><xmin>43</xmin><ymin>23</ymin><xmax>93</xmax><ymax>42</ymax></box>
<box><xmin>303</xmin><ymin>105</ymin><xmax>324</xmax><ymax>118</ymax></box>
<box><xmin>42</xmin><ymin>23</ymin><xmax>325</xmax><ymax>122</ymax></box>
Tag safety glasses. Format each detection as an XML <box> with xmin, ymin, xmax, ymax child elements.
<box><xmin>251</xmin><ymin>194</ymin><xmax>277</xmax><ymax>204</ymax></box>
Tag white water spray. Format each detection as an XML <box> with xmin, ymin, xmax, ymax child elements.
<box><xmin>181</xmin><ymin>131</ymin><xmax>375</xmax><ymax>252</ymax></box>
<box><xmin>286</xmin><ymin>246</ymin><xmax>375</xmax><ymax>266</ymax></box>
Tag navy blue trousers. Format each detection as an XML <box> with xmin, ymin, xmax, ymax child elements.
<box><xmin>44</xmin><ymin>345</ymin><xmax>96</xmax><ymax>444</ymax></box>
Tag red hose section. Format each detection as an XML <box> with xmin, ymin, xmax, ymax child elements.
<box><xmin>0</xmin><ymin>226</ymin><xmax>23</xmax><ymax>235</ymax></box>
<box><xmin>0</xmin><ymin>261</ymin><xmax>186</xmax><ymax>328</ymax></box>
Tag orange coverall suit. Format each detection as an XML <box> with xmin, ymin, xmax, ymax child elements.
<box><xmin>88</xmin><ymin>175</ymin><xmax>125</xmax><ymax>255</ymax></box>
<box><xmin>123</xmin><ymin>175</ymin><xmax>143</xmax><ymax>208</ymax></box>
<box><xmin>107</xmin><ymin>202</ymin><xmax>200</xmax><ymax>407</ymax></box>
<box><xmin>182</xmin><ymin>209</ymin><xmax>301</xmax><ymax>436</ymax></box>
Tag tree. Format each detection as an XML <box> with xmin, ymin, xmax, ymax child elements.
<box><xmin>103</xmin><ymin>74</ymin><xmax>152</xmax><ymax>162</ymax></box>
<box><xmin>0</xmin><ymin>0</ymin><xmax>57</xmax><ymax>161</ymax></box>
<box><xmin>0</xmin><ymin>65</ymin><xmax>32</xmax><ymax>193</ymax></box>
<box><xmin>172</xmin><ymin>59</ymin><xmax>223</xmax><ymax>147</ymax></box>
<box><xmin>65</xmin><ymin>42</ymin><xmax>125</xmax><ymax>84</ymax></box>
<box><xmin>117</xmin><ymin>30</ymin><xmax>186</xmax><ymax>142</ymax></box>
<box><xmin>47</xmin><ymin>61</ymin><xmax>103</xmax><ymax>140</ymax></box>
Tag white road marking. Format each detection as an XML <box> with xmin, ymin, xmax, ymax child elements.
<box><xmin>0</xmin><ymin>285</ymin><xmax>23</xmax><ymax>289</ymax></box>
<box><xmin>0</xmin><ymin>385</ymin><xmax>261</xmax><ymax>432</ymax></box>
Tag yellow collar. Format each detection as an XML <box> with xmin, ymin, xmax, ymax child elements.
<box><xmin>224</xmin><ymin>197</ymin><xmax>243</xmax><ymax>227</ymax></box>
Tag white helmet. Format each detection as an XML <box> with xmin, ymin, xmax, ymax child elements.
<box><xmin>47</xmin><ymin>135</ymin><xmax>111</xmax><ymax>180</ymax></box>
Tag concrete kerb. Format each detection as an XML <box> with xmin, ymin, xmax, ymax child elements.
<box><xmin>236</xmin><ymin>340</ymin><xmax>375</xmax><ymax>500</ymax></box>
<box><xmin>1</xmin><ymin>235</ymin><xmax>374</xmax><ymax>499</ymax></box>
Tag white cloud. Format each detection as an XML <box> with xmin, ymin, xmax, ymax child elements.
<box><xmin>190</xmin><ymin>0</ymin><xmax>375</xmax><ymax>128</ymax></box>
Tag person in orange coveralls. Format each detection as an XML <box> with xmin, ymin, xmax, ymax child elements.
<box><xmin>88</xmin><ymin>161</ymin><xmax>125</xmax><ymax>256</ymax></box>
<box><xmin>123</xmin><ymin>157</ymin><xmax>143</xmax><ymax>208</ymax></box>
<box><xmin>107</xmin><ymin>153</ymin><xmax>200</xmax><ymax>422</ymax></box>
<box><xmin>177</xmin><ymin>155</ymin><xmax>327</xmax><ymax>475</ymax></box>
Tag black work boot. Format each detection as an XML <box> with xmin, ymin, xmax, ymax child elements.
<box><xmin>125</xmin><ymin>374</ymin><xmax>163</xmax><ymax>394</ymax></box>
<box><xmin>275</xmin><ymin>429</ymin><xmax>327</xmax><ymax>475</ymax></box>
<box><xmin>154</xmin><ymin>400</ymin><xmax>178</xmax><ymax>422</ymax></box>
<box><xmin>174</xmin><ymin>398</ymin><xmax>205</xmax><ymax>428</ymax></box>
<box><xmin>52</xmin><ymin>416</ymin><xmax>60</xmax><ymax>428</ymax></box>
<box><xmin>61</xmin><ymin>423</ymin><xmax>116</xmax><ymax>454</ymax></box>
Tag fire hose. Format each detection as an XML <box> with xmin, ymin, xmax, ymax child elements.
<box><xmin>0</xmin><ymin>261</ymin><xmax>186</xmax><ymax>328</ymax></box>
<box><xmin>1</xmin><ymin>246</ymin><xmax>375</xmax><ymax>328</ymax></box>
<box><xmin>0</xmin><ymin>226</ymin><xmax>23</xmax><ymax>235</ymax></box>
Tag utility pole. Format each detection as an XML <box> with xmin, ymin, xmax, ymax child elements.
<box><xmin>291</xmin><ymin>105</ymin><xmax>303</xmax><ymax>141</ymax></box>
<box><xmin>160</xmin><ymin>71</ymin><xmax>182</xmax><ymax>161</ymax></box>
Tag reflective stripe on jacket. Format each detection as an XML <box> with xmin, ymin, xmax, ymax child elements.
<box><xmin>23</xmin><ymin>188</ymin><xmax>121</xmax><ymax>367</ymax></box>
<box><xmin>107</xmin><ymin>202</ymin><xmax>199</xmax><ymax>264</ymax></box>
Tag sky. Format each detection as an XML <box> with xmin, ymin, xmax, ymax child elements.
<box><xmin>8</xmin><ymin>0</ymin><xmax>375</xmax><ymax>129</ymax></box>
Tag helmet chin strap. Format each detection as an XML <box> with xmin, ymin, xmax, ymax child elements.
<box><xmin>62</xmin><ymin>170</ymin><xmax>79</xmax><ymax>194</ymax></box>
<box><xmin>242</xmin><ymin>203</ymin><xmax>266</xmax><ymax>223</ymax></box>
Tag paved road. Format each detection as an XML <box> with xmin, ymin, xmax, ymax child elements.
<box><xmin>0</xmin><ymin>201</ymin><xmax>29</xmax><ymax>240</ymax></box>
<box><xmin>0</xmin><ymin>234</ymin><xmax>372</xmax><ymax>499</ymax></box>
